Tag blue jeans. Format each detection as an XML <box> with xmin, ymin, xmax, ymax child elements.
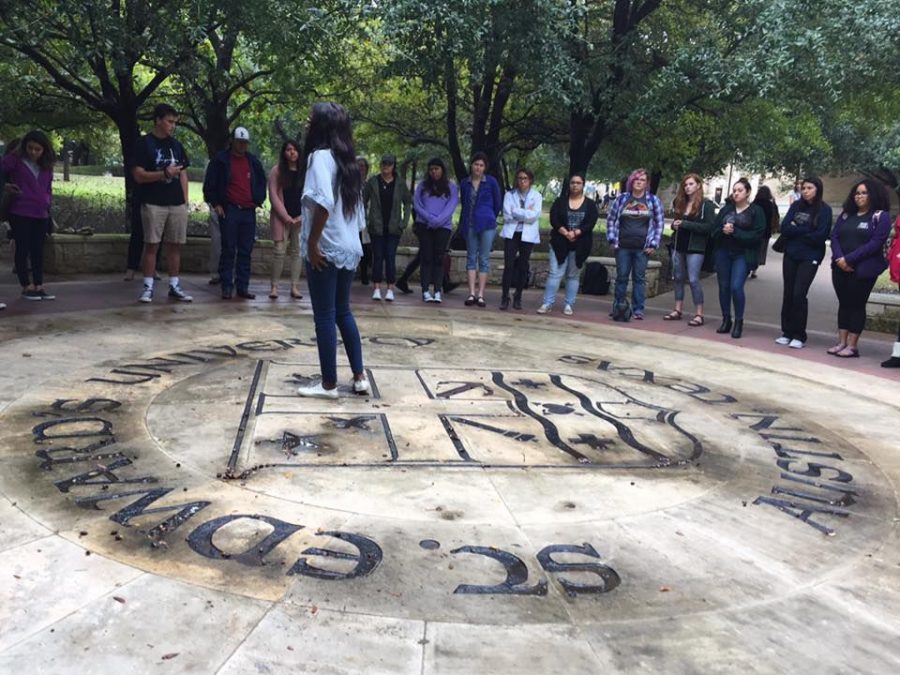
<box><xmin>672</xmin><ymin>251</ymin><xmax>705</xmax><ymax>306</ymax></box>
<box><xmin>715</xmin><ymin>248</ymin><xmax>749</xmax><ymax>320</ymax></box>
<box><xmin>466</xmin><ymin>227</ymin><xmax>497</xmax><ymax>273</ymax></box>
<box><xmin>543</xmin><ymin>251</ymin><xmax>580</xmax><ymax>306</ymax></box>
<box><xmin>305</xmin><ymin>262</ymin><xmax>365</xmax><ymax>386</ymax></box>
<box><xmin>370</xmin><ymin>233</ymin><xmax>400</xmax><ymax>284</ymax></box>
<box><xmin>614</xmin><ymin>248</ymin><xmax>648</xmax><ymax>312</ymax></box>
<box><xmin>219</xmin><ymin>205</ymin><xmax>256</xmax><ymax>292</ymax></box>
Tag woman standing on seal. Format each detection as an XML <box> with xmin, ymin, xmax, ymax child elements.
<box><xmin>664</xmin><ymin>173</ymin><xmax>716</xmax><ymax>326</ymax></box>
<box><xmin>413</xmin><ymin>157</ymin><xmax>459</xmax><ymax>303</ymax></box>
<box><xmin>827</xmin><ymin>179</ymin><xmax>892</xmax><ymax>358</ymax></box>
<box><xmin>499</xmin><ymin>167</ymin><xmax>542</xmax><ymax>310</ymax></box>
<box><xmin>710</xmin><ymin>178</ymin><xmax>765</xmax><ymax>338</ymax></box>
<box><xmin>296</xmin><ymin>102</ymin><xmax>369</xmax><ymax>399</ymax></box>
<box><xmin>459</xmin><ymin>152</ymin><xmax>502</xmax><ymax>307</ymax></box>
<box><xmin>775</xmin><ymin>176</ymin><xmax>832</xmax><ymax>349</ymax></box>
<box><xmin>537</xmin><ymin>173</ymin><xmax>598</xmax><ymax>315</ymax></box>
<box><xmin>268</xmin><ymin>140</ymin><xmax>304</xmax><ymax>300</ymax></box>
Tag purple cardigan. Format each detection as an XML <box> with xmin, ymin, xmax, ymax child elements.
<box><xmin>413</xmin><ymin>181</ymin><xmax>459</xmax><ymax>230</ymax></box>
<box><xmin>831</xmin><ymin>209</ymin><xmax>891</xmax><ymax>279</ymax></box>
<box><xmin>1</xmin><ymin>153</ymin><xmax>52</xmax><ymax>219</ymax></box>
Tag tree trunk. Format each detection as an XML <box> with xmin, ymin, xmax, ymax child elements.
<box><xmin>116</xmin><ymin>111</ymin><xmax>142</xmax><ymax>234</ymax></box>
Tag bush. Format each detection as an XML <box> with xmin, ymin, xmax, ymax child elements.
<box><xmin>66</xmin><ymin>165</ymin><xmax>206</xmax><ymax>182</ymax></box>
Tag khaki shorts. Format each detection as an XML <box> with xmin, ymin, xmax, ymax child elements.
<box><xmin>141</xmin><ymin>203</ymin><xmax>188</xmax><ymax>244</ymax></box>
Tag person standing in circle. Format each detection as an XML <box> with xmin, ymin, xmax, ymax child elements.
<box><xmin>1</xmin><ymin>130</ymin><xmax>56</xmax><ymax>300</ymax></box>
<box><xmin>268</xmin><ymin>140</ymin><xmax>304</xmax><ymax>300</ymax></box>
<box><xmin>606</xmin><ymin>168</ymin><xmax>665</xmax><ymax>320</ymax></box>
<box><xmin>711</xmin><ymin>178</ymin><xmax>765</xmax><ymax>339</ymax></box>
<box><xmin>665</xmin><ymin>173</ymin><xmax>716</xmax><ymax>326</ymax></box>
<box><xmin>364</xmin><ymin>154</ymin><xmax>410</xmax><ymax>302</ymax></box>
<box><xmin>500</xmin><ymin>168</ymin><xmax>542</xmax><ymax>310</ymax></box>
<box><xmin>296</xmin><ymin>102</ymin><xmax>369</xmax><ymax>399</ymax></box>
<box><xmin>775</xmin><ymin>176</ymin><xmax>832</xmax><ymax>349</ymax></box>
<box><xmin>413</xmin><ymin>157</ymin><xmax>459</xmax><ymax>303</ymax></box>
<box><xmin>882</xmin><ymin>214</ymin><xmax>900</xmax><ymax>368</ymax></box>
<box><xmin>206</xmin><ymin>127</ymin><xmax>267</xmax><ymax>299</ymax></box>
<box><xmin>537</xmin><ymin>173</ymin><xmax>598</xmax><ymax>315</ymax></box>
<box><xmin>459</xmin><ymin>152</ymin><xmax>502</xmax><ymax>307</ymax></box>
<box><xmin>827</xmin><ymin>179</ymin><xmax>892</xmax><ymax>358</ymax></box>
<box><xmin>132</xmin><ymin>104</ymin><xmax>192</xmax><ymax>304</ymax></box>
<box><xmin>749</xmin><ymin>185</ymin><xmax>778</xmax><ymax>278</ymax></box>
<box><xmin>356</xmin><ymin>156</ymin><xmax>372</xmax><ymax>285</ymax></box>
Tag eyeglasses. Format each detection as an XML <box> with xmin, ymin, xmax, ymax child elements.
<box><xmin>516</xmin><ymin>176</ymin><xmax>529</xmax><ymax>181</ymax></box>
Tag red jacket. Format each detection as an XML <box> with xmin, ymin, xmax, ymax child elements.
<box><xmin>889</xmin><ymin>215</ymin><xmax>900</xmax><ymax>284</ymax></box>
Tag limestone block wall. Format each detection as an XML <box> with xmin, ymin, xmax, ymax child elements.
<box><xmin>42</xmin><ymin>234</ymin><xmax>660</xmax><ymax>297</ymax></box>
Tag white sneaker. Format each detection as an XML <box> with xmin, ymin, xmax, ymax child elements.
<box><xmin>788</xmin><ymin>339</ymin><xmax>805</xmax><ymax>349</ymax></box>
<box><xmin>536</xmin><ymin>303</ymin><xmax>551</xmax><ymax>314</ymax></box>
<box><xmin>433</xmin><ymin>291</ymin><xmax>442</xmax><ymax>304</ymax></box>
<box><xmin>775</xmin><ymin>336</ymin><xmax>791</xmax><ymax>345</ymax></box>
<box><xmin>296</xmin><ymin>382</ymin><xmax>339</xmax><ymax>399</ymax></box>
<box><xmin>423</xmin><ymin>290</ymin><xmax>434</xmax><ymax>303</ymax></box>
<box><xmin>168</xmin><ymin>284</ymin><xmax>193</xmax><ymax>302</ymax></box>
<box><xmin>0</xmin><ymin>302</ymin><xmax>6</xmax><ymax>310</ymax></box>
<box><xmin>352</xmin><ymin>378</ymin><xmax>371</xmax><ymax>395</ymax></box>
<box><xmin>138</xmin><ymin>285</ymin><xmax>153</xmax><ymax>303</ymax></box>
<box><xmin>385</xmin><ymin>289</ymin><xmax>395</xmax><ymax>302</ymax></box>
<box><xmin>563</xmin><ymin>304</ymin><xmax>574</xmax><ymax>316</ymax></box>
<box><xmin>372</xmin><ymin>288</ymin><xmax>382</xmax><ymax>301</ymax></box>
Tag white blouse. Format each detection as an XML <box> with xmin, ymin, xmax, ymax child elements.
<box><xmin>501</xmin><ymin>187</ymin><xmax>543</xmax><ymax>244</ymax></box>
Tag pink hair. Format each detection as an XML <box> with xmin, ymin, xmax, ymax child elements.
<box><xmin>626</xmin><ymin>168</ymin><xmax>648</xmax><ymax>193</ymax></box>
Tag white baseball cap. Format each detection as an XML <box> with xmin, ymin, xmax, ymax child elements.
<box><xmin>233</xmin><ymin>127</ymin><xmax>250</xmax><ymax>141</ymax></box>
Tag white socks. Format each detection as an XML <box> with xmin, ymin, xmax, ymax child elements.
<box><xmin>170</xmin><ymin>276</ymin><xmax>179</xmax><ymax>288</ymax></box>
<box><xmin>891</xmin><ymin>342</ymin><xmax>900</xmax><ymax>358</ymax></box>
<box><xmin>143</xmin><ymin>277</ymin><xmax>154</xmax><ymax>289</ymax></box>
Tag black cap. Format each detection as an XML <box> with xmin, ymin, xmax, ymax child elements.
<box><xmin>381</xmin><ymin>154</ymin><xmax>396</xmax><ymax>165</ymax></box>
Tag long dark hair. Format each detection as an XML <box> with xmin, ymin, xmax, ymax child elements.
<box><xmin>301</xmin><ymin>102</ymin><xmax>361</xmax><ymax>216</ymax></box>
<box><xmin>794</xmin><ymin>175</ymin><xmax>824</xmax><ymax>215</ymax></box>
<box><xmin>277</xmin><ymin>140</ymin><xmax>302</xmax><ymax>192</ymax></box>
<box><xmin>422</xmin><ymin>157</ymin><xmax>451</xmax><ymax>198</ymax></box>
<box><xmin>18</xmin><ymin>130</ymin><xmax>56</xmax><ymax>170</ymax></box>
<box><xmin>841</xmin><ymin>178</ymin><xmax>891</xmax><ymax>215</ymax></box>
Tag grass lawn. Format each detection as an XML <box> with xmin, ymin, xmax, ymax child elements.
<box><xmin>53</xmin><ymin>172</ymin><xmax>207</xmax><ymax>205</ymax></box>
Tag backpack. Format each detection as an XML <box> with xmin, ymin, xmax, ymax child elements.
<box><xmin>612</xmin><ymin>298</ymin><xmax>632</xmax><ymax>322</ymax></box>
<box><xmin>580</xmin><ymin>261</ymin><xmax>610</xmax><ymax>295</ymax></box>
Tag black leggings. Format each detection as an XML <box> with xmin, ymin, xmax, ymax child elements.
<box><xmin>11</xmin><ymin>214</ymin><xmax>48</xmax><ymax>287</ymax></box>
<box><xmin>501</xmin><ymin>232</ymin><xmax>534</xmax><ymax>298</ymax></box>
<box><xmin>416</xmin><ymin>225</ymin><xmax>451</xmax><ymax>291</ymax></box>
<box><xmin>831</xmin><ymin>267</ymin><xmax>877</xmax><ymax>335</ymax></box>
<box><xmin>780</xmin><ymin>256</ymin><xmax>820</xmax><ymax>342</ymax></box>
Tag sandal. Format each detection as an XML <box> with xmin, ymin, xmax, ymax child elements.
<box><xmin>663</xmin><ymin>310</ymin><xmax>683</xmax><ymax>321</ymax></box>
<box><xmin>269</xmin><ymin>288</ymin><xmax>279</xmax><ymax>299</ymax></box>
<box><xmin>688</xmin><ymin>315</ymin><xmax>704</xmax><ymax>327</ymax></box>
<box><xmin>464</xmin><ymin>294</ymin><xmax>476</xmax><ymax>306</ymax></box>
<box><xmin>835</xmin><ymin>347</ymin><xmax>860</xmax><ymax>358</ymax></box>
<box><xmin>476</xmin><ymin>296</ymin><xmax>486</xmax><ymax>308</ymax></box>
<box><xmin>290</xmin><ymin>290</ymin><xmax>303</xmax><ymax>300</ymax></box>
<box><xmin>826</xmin><ymin>344</ymin><xmax>847</xmax><ymax>355</ymax></box>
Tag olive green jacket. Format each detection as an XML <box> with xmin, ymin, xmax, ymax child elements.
<box><xmin>364</xmin><ymin>175</ymin><xmax>411</xmax><ymax>237</ymax></box>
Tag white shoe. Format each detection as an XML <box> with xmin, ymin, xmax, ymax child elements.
<box><xmin>0</xmin><ymin>302</ymin><xmax>6</xmax><ymax>310</ymax></box>
<box><xmin>433</xmin><ymin>291</ymin><xmax>442</xmax><ymax>304</ymax></box>
<box><xmin>352</xmin><ymin>378</ymin><xmax>371</xmax><ymax>395</ymax></box>
<box><xmin>138</xmin><ymin>285</ymin><xmax>153</xmax><ymax>303</ymax></box>
<box><xmin>296</xmin><ymin>382</ymin><xmax>339</xmax><ymax>399</ymax></box>
<box><xmin>372</xmin><ymin>288</ymin><xmax>382</xmax><ymax>301</ymax></box>
<box><xmin>775</xmin><ymin>336</ymin><xmax>791</xmax><ymax>345</ymax></box>
<box><xmin>423</xmin><ymin>290</ymin><xmax>434</xmax><ymax>303</ymax></box>
<box><xmin>563</xmin><ymin>304</ymin><xmax>574</xmax><ymax>316</ymax></box>
<box><xmin>788</xmin><ymin>339</ymin><xmax>805</xmax><ymax>349</ymax></box>
<box><xmin>536</xmin><ymin>303</ymin><xmax>551</xmax><ymax>314</ymax></box>
<box><xmin>385</xmin><ymin>289</ymin><xmax>395</xmax><ymax>302</ymax></box>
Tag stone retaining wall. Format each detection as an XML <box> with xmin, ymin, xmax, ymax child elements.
<box><xmin>865</xmin><ymin>292</ymin><xmax>900</xmax><ymax>333</ymax></box>
<box><xmin>42</xmin><ymin>234</ymin><xmax>662</xmax><ymax>296</ymax></box>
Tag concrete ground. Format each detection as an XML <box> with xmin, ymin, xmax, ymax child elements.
<box><xmin>0</xmin><ymin>249</ymin><xmax>898</xmax><ymax>674</ymax></box>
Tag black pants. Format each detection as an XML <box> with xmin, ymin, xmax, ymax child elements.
<box><xmin>126</xmin><ymin>199</ymin><xmax>144</xmax><ymax>271</ymax></box>
<box><xmin>832</xmin><ymin>267</ymin><xmax>877</xmax><ymax>335</ymax></box>
<box><xmin>11</xmin><ymin>214</ymin><xmax>47</xmax><ymax>287</ymax></box>
<box><xmin>501</xmin><ymin>232</ymin><xmax>534</xmax><ymax>298</ymax></box>
<box><xmin>416</xmin><ymin>225</ymin><xmax>451</xmax><ymax>291</ymax></box>
<box><xmin>780</xmin><ymin>256</ymin><xmax>820</xmax><ymax>342</ymax></box>
<box><xmin>358</xmin><ymin>238</ymin><xmax>372</xmax><ymax>284</ymax></box>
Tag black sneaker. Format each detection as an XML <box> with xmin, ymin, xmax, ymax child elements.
<box><xmin>395</xmin><ymin>279</ymin><xmax>412</xmax><ymax>294</ymax></box>
<box><xmin>168</xmin><ymin>284</ymin><xmax>193</xmax><ymax>302</ymax></box>
<box><xmin>23</xmin><ymin>289</ymin><xmax>42</xmax><ymax>301</ymax></box>
<box><xmin>37</xmin><ymin>289</ymin><xmax>55</xmax><ymax>301</ymax></box>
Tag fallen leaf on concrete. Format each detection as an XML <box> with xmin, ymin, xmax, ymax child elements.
<box><xmin>161</xmin><ymin>653</ymin><xmax>179</xmax><ymax>661</ymax></box>
<box><xmin>13</xmin><ymin>574</ymin><xmax>21</xmax><ymax>580</ymax></box>
<box><xmin>22</xmin><ymin>353</ymin><xmax>32</xmax><ymax>358</ymax></box>
<box><xmin>287</xmin><ymin>646</ymin><xmax>294</xmax><ymax>651</ymax></box>
<box><xmin>112</xmin><ymin>596</ymin><xmax>126</xmax><ymax>604</ymax></box>
<box><xmin>310</xmin><ymin>605</ymin><xmax>318</xmax><ymax>615</ymax></box>
<box><xmin>659</xmin><ymin>586</ymin><xmax>671</xmax><ymax>592</ymax></box>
